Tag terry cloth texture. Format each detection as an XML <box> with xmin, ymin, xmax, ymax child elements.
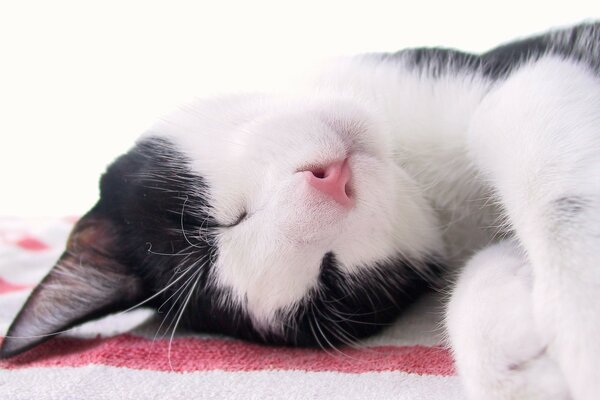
<box><xmin>0</xmin><ymin>217</ymin><xmax>466</xmax><ymax>400</ymax></box>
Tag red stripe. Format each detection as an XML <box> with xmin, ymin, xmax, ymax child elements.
<box><xmin>0</xmin><ymin>277</ymin><xmax>30</xmax><ymax>294</ymax></box>
<box><xmin>15</xmin><ymin>236</ymin><xmax>49</xmax><ymax>251</ymax></box>
<box><xmin>0</xmin><ymin>335</ymin><xmax>455</xmax><ymax>375</ymax></box>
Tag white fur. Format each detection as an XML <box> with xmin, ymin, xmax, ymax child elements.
<box><xmin>148</xmin><ymin>92</ymin><xmax>445</xmax><ymax>329</ymax></box>
<box><xmin>447</xmin><ymin>241</ymin><xmax>569</xmax><ymax>399</ymax></box>
<box><xmin>464</xmin><ymin>57</ymin><xmax>600</xmax><ymax>399</ymax></box>
<box><xmin>142</xmin><ymin>50</ymin><xmax>599</xmax><ymax>398</ymax></box>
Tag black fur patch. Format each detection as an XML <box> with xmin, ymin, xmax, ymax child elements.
<box><xmin>383</xmin><ymin>22</ymin><xmax>600</xmax><ymax>79</ymax></box>
<box><xmin>88</xmin><ymin>137</ymin><xmax>441</xmax><ymax>347</ymax></box>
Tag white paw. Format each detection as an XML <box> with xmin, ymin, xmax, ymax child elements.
<box><xmin>531</xmin><ymin>272</ymin><xmax>600</xmax><ymax>400</ymax></box>
<box><xmin>446</xmin><ymin>242</ymin><xmax>570</xmax><ymax>400</ymax></box>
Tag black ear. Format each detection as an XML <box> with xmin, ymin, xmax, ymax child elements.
<box><xmin>0</xmin><ymin>213</ymin><xmax>144</xmax><ymax>358</ymax></box>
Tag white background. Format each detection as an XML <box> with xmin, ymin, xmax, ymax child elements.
<box><xmin>1</xmin><ymin>1</ymin><xmax>599</xmax><ymax>216</ymax></box>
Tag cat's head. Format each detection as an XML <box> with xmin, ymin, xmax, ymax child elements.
<box><xmin>0</xmin><ymin>94</ymin><xmax>444</xmax><ymax>358</ymax></box>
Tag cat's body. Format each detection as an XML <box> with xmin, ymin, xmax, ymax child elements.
<box><xmin>2</xmin><ymin>22</ymin><xmax>600</xmax><ymax>399</ymax></box>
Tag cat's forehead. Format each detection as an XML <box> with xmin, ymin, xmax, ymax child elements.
<box><xmin>145</xmin><ymin>96</ymin><xmax>381</xmax><ymax>213</ymax></box>
<box><xmin>157</xmin><ymin>96</ymin><xmax>386</xmax><ymax>167</ymax></box>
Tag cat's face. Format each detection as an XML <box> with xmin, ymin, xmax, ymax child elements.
<box><xmin>1</xmin><ymin>95</ymin><xmax>443</xmax><ymax>358</ymax></box>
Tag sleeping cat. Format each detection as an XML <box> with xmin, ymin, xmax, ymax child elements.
<box><xmin>2</xmin><ymin>22</ymin><xmax>600</xmax><ymax>399</ymax></box>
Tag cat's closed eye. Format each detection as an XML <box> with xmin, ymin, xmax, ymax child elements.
<box><xmin>221</xmin><ymin>211</ymin><xmax>248</xmax><ymax>228</ymax></box>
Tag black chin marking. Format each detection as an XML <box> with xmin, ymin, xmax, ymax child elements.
<box><xmin>183</xmin><ymin>252</ymin><xmax>442</xmax><ymax>348</ymax></box>
<box><xmin>275</xmin><ymin>252</ymin><xmax>441</xmax><ymax>347</ymax></box>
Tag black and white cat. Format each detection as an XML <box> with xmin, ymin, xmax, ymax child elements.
<box><xmin>2</xmin><ymin>22</ymin><xmax>599</xmax><ymax>399</ymax></box>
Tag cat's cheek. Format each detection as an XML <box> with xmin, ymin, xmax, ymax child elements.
<box><xmin>210</xmin><ymin>216</ymin><xmax>325</xmax><ymax>329</ymax></box>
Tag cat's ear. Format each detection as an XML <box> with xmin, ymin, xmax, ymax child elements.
<box><xmin>0</xmin><ymin>212</ymin><xmax>144</xmax><ymax>358</ymax></box>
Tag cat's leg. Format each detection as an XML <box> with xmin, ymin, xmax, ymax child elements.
<box><xmin>467</xmin><ymin>56</ymin><xmax>600</xmax><ymax>399</ymax></box>
<box><xmin>447</xmin><ymin>241</ymin><xmax>569</xmax><ymax>399</ymax></box>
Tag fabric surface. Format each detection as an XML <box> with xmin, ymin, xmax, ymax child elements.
<box><xmin>0</xmin><ymin>217</ymin><xmax>466</xmax><ymax>399</ymax></box>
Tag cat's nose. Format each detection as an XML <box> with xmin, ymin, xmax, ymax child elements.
<box><xmin>302</xmin><ymin>158</ymin><xmax>354</xmax><ymax>207</ymax></box>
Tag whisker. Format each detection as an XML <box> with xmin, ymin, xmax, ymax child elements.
<box><xmin>119</xmin><ymin>255</ymin><xmax>202</xmax><ymax>315</ymax></box>
<box><xmin>310</xmin><ymin>310</ymin><xmax>354</xmax><ymax>359</ymax></box>
<box><xmin>307</xmin><ymin>314</ymin><xmax>333</xmax><ymax>356</ymax></box>
<box><xmin>180</xmin><ymin>195</ymin><xmax>204</xmax><ymax>249</ymax></box>
<box><xmin>154</xmin><ymin>265</ymin><xmax>203</xmax><ymax>340</ymax></box>
<box><xmin>145</xmin><ymin>242</ymin><xmax>199</xmax><ymax>257</ymax></box>
<box><xmin>167</xmin><ymin>260</ymin><xmax>205</xmax><ymax>371</ymax></box>
<box><xmin>324</xmin><ymin>306</ymin><xmax>390</xmax><ymax>327</ymax></box>
<box><xmin>156</xmin><ymin>263</ymin><xmax>202</xmax><ymax>314</ymax></box>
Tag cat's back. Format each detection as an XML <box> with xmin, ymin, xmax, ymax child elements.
<box><xmin>384</xmin><ymin>22</ymin><xmax>600</xmax><ymax>79</ymax></box>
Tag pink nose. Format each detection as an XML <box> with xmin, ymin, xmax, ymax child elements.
<box><xmin>303</xmin><ymin>159</ymin><xmax>354</xmax><ymax>207</ymax></box>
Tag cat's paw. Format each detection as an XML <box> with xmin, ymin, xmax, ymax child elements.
<box><xmin>446</xmin><ymin>242</ymin><xmax>570</xmax><ymax>400</ymax></box>
<box><xmin>531</xmin><ymin>269</ymin><xmax>600</xmax><ymax>400</ymax></box>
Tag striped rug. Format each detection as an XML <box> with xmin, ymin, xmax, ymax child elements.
<box><xmin>0</xmin><ymin>217</ymin><xmax>465</xmax><ymax>399</ymax></box>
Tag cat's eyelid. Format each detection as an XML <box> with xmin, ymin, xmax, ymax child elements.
<box><xmin>219</xmin><ymin>211</ymin><xmax>248</xmax><ymax>228</ymax></box>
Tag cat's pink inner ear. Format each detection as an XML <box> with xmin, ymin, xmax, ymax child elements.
<box><xmin>0</xmin><ymin>214</ymin><xmax>143</xmax><ymax>359</ymax></box>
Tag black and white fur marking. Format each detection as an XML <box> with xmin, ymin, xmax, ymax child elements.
<box><xmin>2</xmin><ymin>22</ymin><xmax>600</xmax><ymax>400</ymax></box>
